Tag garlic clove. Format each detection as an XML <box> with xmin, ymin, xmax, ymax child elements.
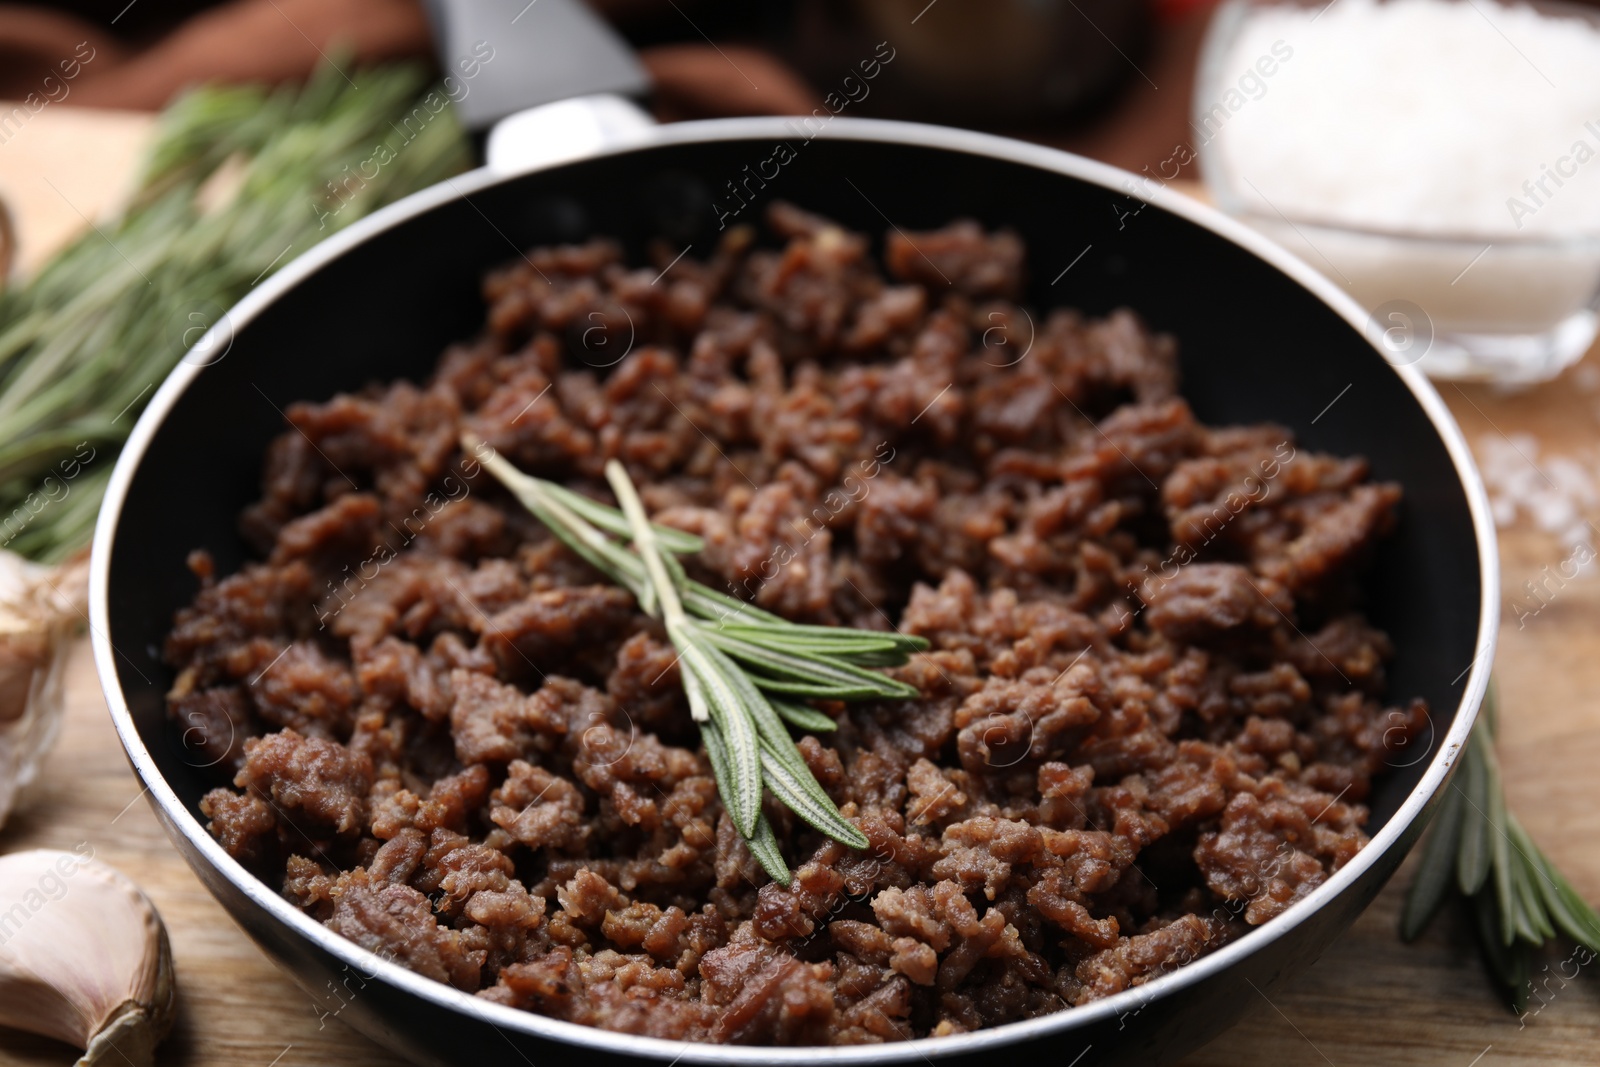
<box><xmin>0</xmin><ymin>849</ymin><xmax>175</xmax><ymax>1067</ymax></box>
<box><xmin>0</xmin><ymin>550</ymin><xmax>86</xmax><ymax>830</ymax></box>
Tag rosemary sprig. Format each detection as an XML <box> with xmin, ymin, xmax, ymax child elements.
<box><xmin>1402</xmin><ymin>683</ymin><xmax>1600</xmax><ymax>1013</ymax></box>
<box><xmin>468</xmin><ymin>436</ymin><xmax>928</xmax><ymax>884</ymax></box>
<box><xmin>0</xmin><ymin>63</ymin><xmax>470</xmax><ymax>562</ymax></box>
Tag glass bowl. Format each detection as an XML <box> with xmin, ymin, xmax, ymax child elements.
<box><xmin>1194</xmin><ymin>0</ymin><xmax>1600</xmax><ymax>385</ymax></box>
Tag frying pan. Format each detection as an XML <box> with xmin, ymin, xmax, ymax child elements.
<box><xmin>88</xmin><ymin>2</ymin><xmax>1498</xmax><ymax>1064</ymax></box>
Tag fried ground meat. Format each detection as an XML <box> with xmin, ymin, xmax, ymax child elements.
<box><xmin>171</xmin><ymin>203</ymin><xmax>1423</xmax><ymax>1045</ymax></box>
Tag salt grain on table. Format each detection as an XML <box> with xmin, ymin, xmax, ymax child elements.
<box><xmin>1477</xmin><ymin>434</ymin><xmax>1598</xmax><ymax>556</ymax></box>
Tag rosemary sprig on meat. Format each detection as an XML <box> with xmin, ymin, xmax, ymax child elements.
<box><xmin>1402</xmin><ymin>684</ymin><xmax>1600</xmax><ymax>1013</ymax></box>
<box><xmin>467</xmin><ymin>435</ymin><xmax>927</xmax><ymax>884</ymax></box>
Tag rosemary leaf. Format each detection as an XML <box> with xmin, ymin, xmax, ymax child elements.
<box><xmin>699</xmin><ymin>704</ymin><xmax>731</xmax><ymax>784</ymax></box>
<box><xmin>1403</xmin><ymin>683</ymin><xmax>1600</xmax><ymax>1013</ymax></box>
<box><xmin>661</xmin><ymin>548</ymin><xmax>691</xmax><ymax>606</ymax></box>
<box><xmin>1456</xmin><ymin>737</ymin><xmax>1492</xmax><ymax>896</ymax></box>
<box><xmin>1510</xmin><ymin>844</ymin><xmax>1548</xmax><ymax>940</ymax></box>
<box><xmin>746</xmin><ymin>815</ymin><xmax>792</xmax><ymax>887</ymax></box>
<box><xmin>717</xmin><ymin>673</ymin><xmax>902</xmax><ymax>701</ymax></box>
<box><xmin>771</xmin><ymin>699</ymin><xmax>839</xmax><ymax>733</ymax></box>
<box><xmin>702</xmin><ymin>640</ymin><xmax>867</xmax><ymax>850</ymax></box>
<box><xmin>1471</xmin><ymin>887</ymin><xmax>1526</xmax><ymax>1014</ymax></box>
<box><xmin>694</xmin><ymin>637</ymin><xmax>816</xmax><ymax>778</ymax></box>
<box><xmin>715</xmin><ymin>627</ymin><xmax>921</xmax><ymax>668</ymax></box>
<box><xmin>759</xmin><ymin>745</ymin><xmax>870</xmax><ymax>849</ymax></box>
<box><xmin>683</xmin><ymin>584</ymin><xmax>929</xmax><ymax>667</ymax></box>
<box><xmin>704</xmin><ymin>718</ymin><xmax>791</xmax><ymax>885</ymax></box>
<box><xmin>700</xmin><ymin>628</ymin><xmax>920</xmax><ymax>700</ymax></box>
<box><xmin>1507</xmin><ymin>938</ymin><xmax>1532</xmax><ymax>1017</ymax></box>
<box><xmin>829</xmin><ymin>649</ymin><xmax>919</xmax><ymax>668</ymax></box>
<box><xmin>1483</xmin><ymin>742</ymin><xmax>1517</xmax><ymax>946</ymax></box>
<box><xmin>717</xmin><ymin>621</ymin><xmax>925</xmax><ymax>654</ymax></box>
<box><xmin>698</xmin><ymin>713</ymin><xmax>767</xmax><ymax>858</ymax></box>
<box><xmin>472</xmin><ymin>440</ymin><xmax>647</xmax><ymax>600</ymax></box>
<box><xmin>1501</xmin><ymin>812</ymin><xmax>1554</xmax><ymax>943</ymax></box>
<box><xmin>681</xmin><ymin>584</ymin><xmax>787</xmax><ymax>627</ymax></box>
<box><xmin>1511</xmin><ymin>846</ymin><xmax>1554</xmax><ymax>943</ymax></box>
<box><xmin>536</xmin><ymin>479</ymin><xmax>704</xmax><ymax>555</ymax></box>
<box><xmin>677</xmin><ymin>634</ymin><xmax>763</xmax><ymax>839</ymax></box>
<box><xmin>719</xmin><ymin>627</ymin><xmax>901</xmax><ymax>651</ymax></box>
<box><xmin>1521</xmin><ymin>822</ymin><xmax>1600</xmax><ymax>953</ymax></box>
<box><xmin>1400</xmin><ymin>778</ymin><xmax>1465</xmax><ymax>942</ymax></box>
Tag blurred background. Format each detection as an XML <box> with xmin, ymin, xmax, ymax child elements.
<box><xmin>0</xmin><ymin>0</ymin><xmax>1202</xmax><ymax>158</ymax></box>
<box><xmin>7</xmin><ymin>0</ymin><xmax>1600</xmax><ymax>382</ymax></box>
<box><xmin>0</xmin><ymin>0</ymin><xmax>1223</xmax><ymax>295</ymax></box>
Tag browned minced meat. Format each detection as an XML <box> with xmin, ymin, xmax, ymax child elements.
<box><xmin>173</xmin><ymin>203</ymin><xmax>1425</xmax><ymax>1045</ymax></box>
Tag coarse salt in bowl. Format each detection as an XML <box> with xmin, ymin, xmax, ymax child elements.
<box><xmin>1193</xmin><ymin>0</ymin><xmax>1600</xmax><ymax>383</ymax></box>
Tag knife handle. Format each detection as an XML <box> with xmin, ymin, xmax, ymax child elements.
<box><xmin>422</xmin><ymin>0</ymin><xmax>651</xmax><ymax>132</ymax></box>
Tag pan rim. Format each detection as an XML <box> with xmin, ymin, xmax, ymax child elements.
<box><xmin>89</xmin><ymin>114</ymin><xmax>1500</xmax><ymax>1064</ymax></box>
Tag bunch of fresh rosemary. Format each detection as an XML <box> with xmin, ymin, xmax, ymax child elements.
<box><xmin>1402</xmin><ymin>685</ymin><xmax>1600</xmax><ymax>1011</ymax></box>
<box><xmin>0</xmin><ymin>62</ymin><xmax>470</xmax><ymax>562</ymax></box>
<box><xmin>470</xmin><ymin>436</ymin><xmax>928</xmax><ymax>884</ymax></box>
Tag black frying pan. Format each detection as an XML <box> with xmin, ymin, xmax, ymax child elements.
<box><xmin>89</xmin><ymin>4</ymin><xmax>1498</xmax><ymax>1065</ymax></box>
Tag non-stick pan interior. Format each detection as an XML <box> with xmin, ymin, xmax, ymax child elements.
<box><xmin>108</xmin><ymin>133</ymin><xmax>1481</xmax><ymax>853</ymax></box>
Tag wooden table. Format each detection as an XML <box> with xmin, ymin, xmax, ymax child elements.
<box><xmin>2</xmin><ymin>107</ymin><xmax>1598</xmax><ymax>1067</ymax></box>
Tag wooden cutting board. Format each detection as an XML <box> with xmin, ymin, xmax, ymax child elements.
<box><xmin>2</xmin><ymin>106</ymin><xmax>1599</xmax><ymax>1067</ymax></box>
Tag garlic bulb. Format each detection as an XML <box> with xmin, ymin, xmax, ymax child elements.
<box><xmin>0</xmin><ymin>849</ymin><xmax>175</xmax><ymax>1066</ymax></box>
<box><xmin>0</xmin><ymin>549</ymin><xmax>86</xmax><ymax>829</ymax></box>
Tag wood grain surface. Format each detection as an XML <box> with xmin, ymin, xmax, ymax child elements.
<box><xmin>0</xmin><ymin>103</ymin><xmax>154</xmax><ymax>276</ymax></box>
<box><xmin>2</xmin><ymin>107</ymin><xmax>1599</xmax><ymax>1067</ymax></box>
